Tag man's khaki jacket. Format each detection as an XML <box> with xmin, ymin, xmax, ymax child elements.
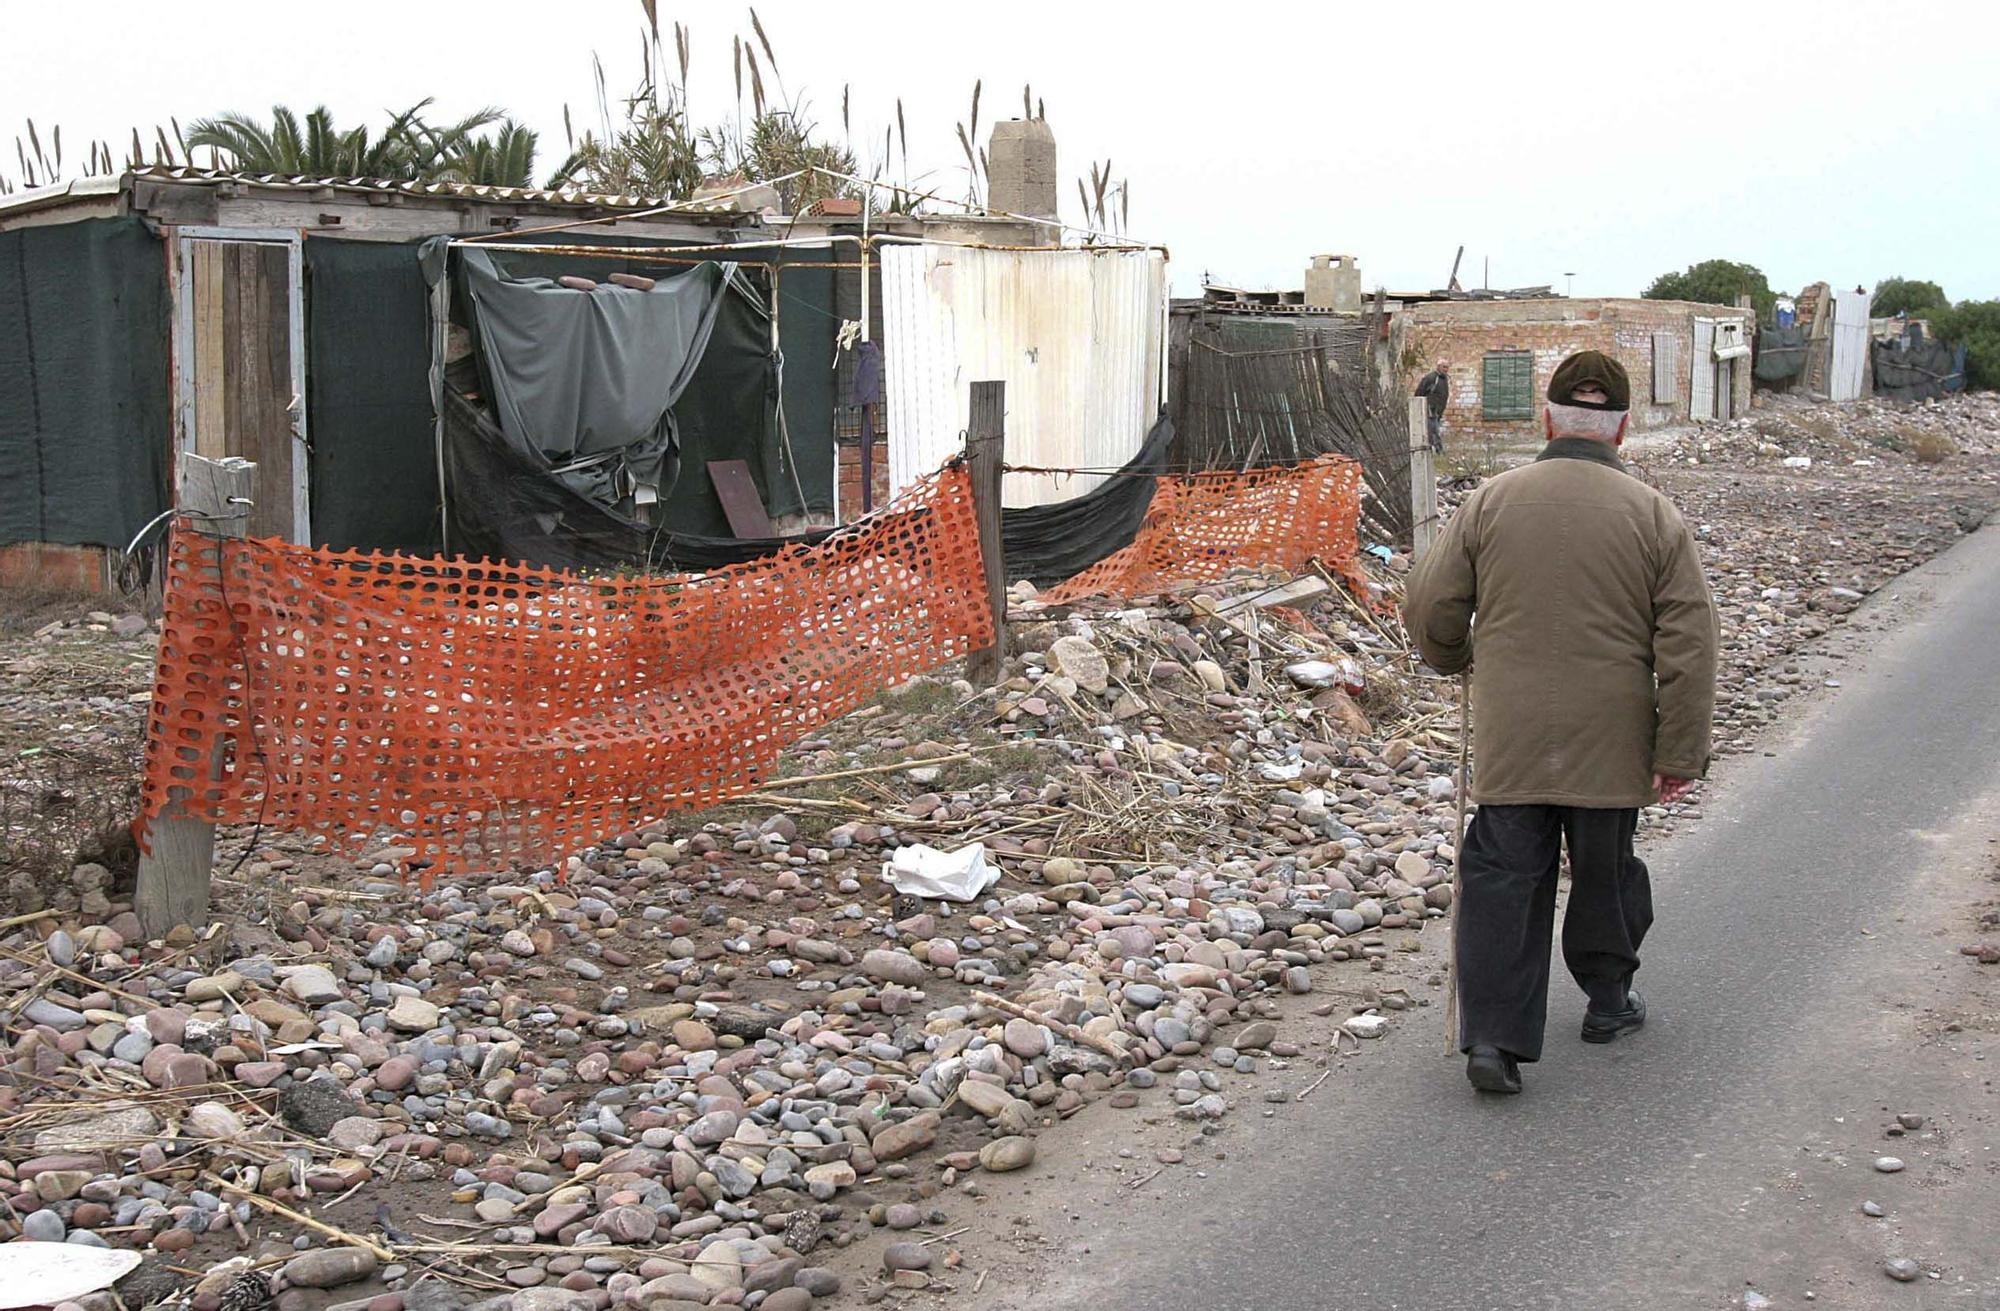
<box><xmin>1402</xmin><ymin>438</ymin><xmax>1719</xmax><ymax>808</ymax></box>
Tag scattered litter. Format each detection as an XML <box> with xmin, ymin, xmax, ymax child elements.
<box><xmin>1343</xmin><ymin>1013</ymin><xmax>1388</xmax><ymax>1039</ymax></box>
<box><xmin>883</xmin><ymin>842</ymin><xmax>1001</xmax><ymax>902</ymax></box>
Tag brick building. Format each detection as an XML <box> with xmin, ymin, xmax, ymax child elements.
<box><xmin>1402</xmin><ymin>297</ymin><xmax>1754</xmax><ymax>448</ymax></box>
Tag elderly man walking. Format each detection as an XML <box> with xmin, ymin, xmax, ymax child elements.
<box><xmin>1414</xmin><ymin>359</ymin><xmax>1451</xmax><ymax>453</ymax></box>
<box><xmin>1402</xmin><ymin>351</ymin><xmax>1718</xmax><ymax>1095</ymax></box>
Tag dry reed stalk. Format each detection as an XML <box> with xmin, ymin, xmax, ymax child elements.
<box><xmin>970</xmin><ymin>990</ymin><xmax>1126</xmax><ymax>1062</ymax></box>
<box><xmin>206</xmin><ymin>1172</ymin><xmax>395</xmax><ymax>1261</ymax></box>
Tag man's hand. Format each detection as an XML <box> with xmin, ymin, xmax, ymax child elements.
<box><xmin>1653</xmin><ymin>773</ymin><xmax>1695</xmax><ymax>805</ymax></box>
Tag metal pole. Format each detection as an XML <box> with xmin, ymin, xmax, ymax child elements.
<box><xmin>860</xmin><ymin>189</ymin><xmax>875</xmax><ymax>514</ymax></box>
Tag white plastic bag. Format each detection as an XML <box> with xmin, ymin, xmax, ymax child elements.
<box><xmin>883</xmin><ymin>843</ymin><xmax>1000</xmax><ymax>902</ymax></box>
<box><xmin>0</xmin><ymin>1243</ymin><xmax>144</xmax><ymax>1309</ymax></box>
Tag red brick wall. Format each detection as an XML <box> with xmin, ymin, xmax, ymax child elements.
<box><xmin>1404</xmin><ymin>298</ymin><xmax>1754</xmax><ymax>450</ymax></box>
<box><xmin>834</xmin><ymin>439</ymin><xmax>893</xmax><ymax>521</ymax></box>
<box><xmin>0</xmin><ymin>542</ymin><xmax>113</xmax><ymax>593</ymax></box>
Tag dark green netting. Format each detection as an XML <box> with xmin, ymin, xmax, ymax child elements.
<box><xmin>1755</xmin><ymin>324</ymin><xmax>1808</xmax><ymax>383</ymax></box>
<box><xmin>305</xmin><ymin>237</ymin><xmax>440</xmax><ymax>551</ymax></box>
<box><xmin>772</xmin><ymin>247</ymin><xmax>838</xmax><ymax>520</ymax></box>
<box><xmin>1872</xmin><ymin>336</ymin><xmax>1966</xmax><ymax>401</ymax></box>
<box><xmin>655</xmin><ymin>271</ymin><xmax>785</xmax><ymax>537</ymax></box>
<box><xmin>0</xmin><ymin>216</ymin><xmax>170</xmax><ymax>548</ymax></box>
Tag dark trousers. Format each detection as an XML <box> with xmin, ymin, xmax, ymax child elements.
<box><xmin>1455</xmin><ymin>804</ymin><xmax>1653</xmax><ymax>1061</ymax></box>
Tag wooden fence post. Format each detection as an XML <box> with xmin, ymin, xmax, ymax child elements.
<box><xmin>964</xmin><ymin>380</ymin><xmax>1008</xmax><ymax>685</ymax></box>
<box><xmin>1408</xmin><ymin>396</ymin><xmax>1438</xmax><ymax>560</ymax></box>
<box><xmin>135</xmin><ymin>453</ymin><xmax>255</xmax><ymax>940</ymax></box>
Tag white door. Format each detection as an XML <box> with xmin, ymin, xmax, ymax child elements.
<box><xmin>1690</xmin><ymin>320</ymin><xmax>1716</xmax><ymax>421</ymax></box>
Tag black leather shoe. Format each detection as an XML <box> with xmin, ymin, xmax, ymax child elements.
<box><xmin>1581</xmin><ymin>988</ymin><xmax>1646</xmax><ymax>1043</ymax></box>
<box><xmin>1466</xmin><ymin>1044</ymin><xmax>1522</xmax><ymax>1094</ymax></box>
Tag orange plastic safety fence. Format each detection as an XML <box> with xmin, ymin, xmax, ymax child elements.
<box><xmin>139</xmin><ymin>466</ymin><xmax>994</xmax><ymax>881</ymax></box>
<box><xmin>1042</xmin><ymin>455</ymin><xmax>1369</xmax><ymax>605</ymax></box>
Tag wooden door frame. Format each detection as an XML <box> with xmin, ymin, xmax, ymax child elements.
<box><xmin>167</xmin><ymin>226</ymin><xmax>310</xmax><ymax>543</ymax></box>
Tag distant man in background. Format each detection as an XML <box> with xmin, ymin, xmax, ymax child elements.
<box><xmin>1402</xmin><ymin>351</ymin><xmax>1719</xmax><ymax>1096</ymax></box>
<box><xmin>1415</xmin><ymin>359</ymin><xmax>1451</xmax><ymax>453</ymax></box>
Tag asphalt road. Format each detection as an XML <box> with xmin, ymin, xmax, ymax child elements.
<box><xmin>1018</xmin><ymin>525</ymin><xmax>2000</xmax><ymax>1311</ymax></box>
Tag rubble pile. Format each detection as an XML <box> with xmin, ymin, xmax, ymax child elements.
<box><xmin>0</xmin><ymin>393</ymin><xmax>1995</xmax><ymax>1309</ymax></box>
<box><xmin>1653</xmin><ymin>392</ymin><xmax>2000</xmax><ymax>469</ymax></box>
<box><xmin>1643</xmin><ymin>397</ymin><xmax>1997</xmax><ymax>762</ymax></box>
<box><xmin>0</xmin><ymin>574</ymin><xmax>1464</xmax><ymax>1310</ymax></box>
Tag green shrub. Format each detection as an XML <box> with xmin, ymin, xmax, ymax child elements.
<box><xmin>1872</xmin><ymin>276</ymin><xmax>1950</xmax><ymax>320</ymax></box>
<box><xmin>1932</xmin><ymin>300</ymin><xmax>2000</xmax><ymax>390</ymax></box>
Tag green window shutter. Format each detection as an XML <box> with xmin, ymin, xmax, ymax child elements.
<box><xmin>1481</xmin><ymin>351</ymin><xmax>1536</xmax><ymax>420</ymax></box>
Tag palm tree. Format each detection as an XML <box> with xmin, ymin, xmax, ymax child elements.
<box><xmin>186</xmin><ymin>103</ymin><xmax>431</xmax><ymax>178</ymax></box>
<box><xmin>185</xmin><ymin>100</ymin><xmax>522</xmax><ymax>183</ymax></box>
<box><xmin>438</xmin><ymin>121</ymin><xmax>541</xmax><ymax>189</ymax></box>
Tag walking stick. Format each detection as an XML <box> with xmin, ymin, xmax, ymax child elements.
<box><xmin>1443</xmin><ymin>671</ymin><xmax>1469</xmax><ymax>1055</ymax></box>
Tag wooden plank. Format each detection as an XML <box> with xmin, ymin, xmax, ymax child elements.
<box><xmin>707</xmin><ymin>460</ymin><xmax>775</xmax><ymax>538</ymax></box>
<box><xmin>1215</xmin><ymin>575</ymin><xmax>1331</xmax><ymax>616</ymax></box>
<box><xmin>135</xmin><ymin>453</ymin><xmax>255</xmax><ymax>940</ymax></box>
<box><xmin>964</xmin><ymin>381</ymin><xmax>1008</xmax><ymax>686</ymax></box>
<box><xmin>193</xmin><ymin>242</ymin><xmax>226</xmax><ymax>459</ymax></box>
<box><xmin>252</xmin><ymin>243</ymin><xmax>294</xmax><ymax>540</ymax></box>
<box><xmin>221</xmin><ymin>243</ymin><xmax>246</xmax><ymax>468</ymax></box>
<box><xmin>218</xmin><ymin>242</ymin><xmax>295</xmax><ymax>541</ymax></box>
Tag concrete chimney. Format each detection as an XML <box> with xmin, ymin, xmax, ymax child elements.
<box><xmin>987</xmin><ymin>119</ymin><xmax>1058</xmax><ymax>220</ymax></box>
<box><xmin>1305</xmin><ymin>254</ymin><xmax>1362</xmax><ymax>312</ymax></box>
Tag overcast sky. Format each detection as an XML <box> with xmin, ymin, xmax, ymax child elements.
<box><xmin>5</xmin><ymin>0</ymin><xmax>1995</xmax><ymax>301</ymax></box>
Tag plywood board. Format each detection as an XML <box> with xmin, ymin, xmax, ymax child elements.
<box><xmin>708</xmin><ymin>460</ymin><xmax>775</xmax><ymax>539</ymax></box>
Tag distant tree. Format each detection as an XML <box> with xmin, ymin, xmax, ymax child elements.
<box><xmin>1931</xmin><ymin>301</ymin><xmax>2000</xmax><ymax>390</ymax></box>
<box><xmin>1871</xmin><ymin>276</ymin><xmax>1950</xmax><ymax>320</ymax></box>
<box><xmin>1644</xmin><ymin>259</ymin><xmax>1777</xmax><ymax>320</ymax></box>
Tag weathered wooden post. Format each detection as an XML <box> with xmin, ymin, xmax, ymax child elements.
<box><xmin>964</xmin><ymin>380</ymin><xmax>1008</xmax><ymax>686</ymax></box>
<box><xmin>135</xmin><ymin>452</ymin><xmax>255</xmax><ymax>939</ymax></box>
<box><xmin>1408</xmin><ymin>396</ymin><xmax>1438</xmax><ymax>560</ymax></box>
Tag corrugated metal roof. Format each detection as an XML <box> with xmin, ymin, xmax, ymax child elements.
<box><xmin>0</xmin><ymin>166</ymin><xmax>756</xmax><ymax>219</ymax></box>
<box><xmin>0</xmin><ymin>174</ymin><xmax>126</xmax><ymax>219</ymax></box>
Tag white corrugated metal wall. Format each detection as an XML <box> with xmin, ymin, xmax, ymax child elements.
<box><xmin>881</xmin><ymin>245</ymin><xmax>1167</xmax><ymax>508</ymax></box>
<box><xmin>1828</xmin><ymin>287</ymin><xmax>1872</xmax><ymax>402</ymax></box>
